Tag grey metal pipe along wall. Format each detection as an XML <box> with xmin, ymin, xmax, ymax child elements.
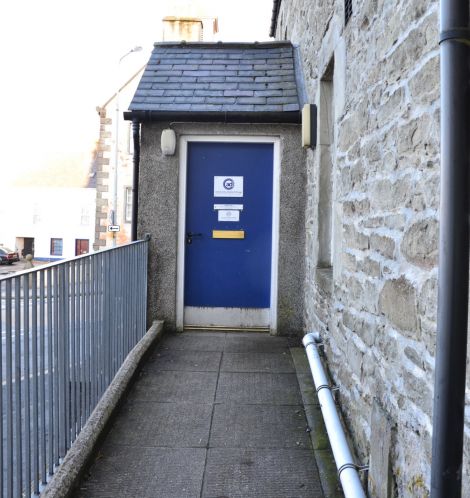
<box><xmin>431</xmin><ymin>0</ymin><xmax>470</xmax><ymax>496</ymax></box>
<box><xmin>302</xmin><ymin>333</ymin><xmax>366</xmax><ymax>498</ymax></box>
<box><xmin>131</xmin><ymin>119</ymin><xmax>141</xmax><ymax>241</ymax></box>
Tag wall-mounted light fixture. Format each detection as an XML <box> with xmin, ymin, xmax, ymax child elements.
<box><xmin>161</xmin><ymin>129</ymin><xmax>177</xmax><ymax>156</ymax></box>
<box><xmin>302</xmin><ymin>104</ymin><xmax>317</xmax><ymax>148</ymax></box>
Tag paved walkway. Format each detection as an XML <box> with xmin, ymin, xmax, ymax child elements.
<box><xmin>74</xmin><ymin>331</ymin><xmax>327</xmax><ymax>498</ymax></box>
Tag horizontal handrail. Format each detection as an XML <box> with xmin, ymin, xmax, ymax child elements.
<box><xmin>0</xmin><ymin>240</ymin><xmax>148</xmax><ymax>282</ymax></box>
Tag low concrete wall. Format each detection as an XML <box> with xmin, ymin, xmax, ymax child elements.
<box><xmin>41</xmin><ymin>320</ymin><xmax>165</xmax><ymax>498</ymax></box>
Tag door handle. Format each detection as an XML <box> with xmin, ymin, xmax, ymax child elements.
<box><xmin>186</xmin><ymin>232</ymin><xmax>203</xmax><ymax>244</ymax></box>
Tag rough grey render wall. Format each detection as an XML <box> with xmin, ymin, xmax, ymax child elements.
<box><xmin>138</xmin><ymin>121</ymin><xmax>306</xmax><ymax>335</ymax></box>
<box><xmin>276</xmin><ymin>0</ymin><xmax>444</xmax><ymax>496</ymax></box>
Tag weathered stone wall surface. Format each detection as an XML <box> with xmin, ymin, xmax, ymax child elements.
<box><xmin>276</xmin><ymin>0</ymin><xmax>450</xmax><ymax>496</ymax></box>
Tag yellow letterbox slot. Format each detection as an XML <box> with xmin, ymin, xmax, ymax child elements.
<box><xmin>212</xmin><ymin>230</ymin><xmax>245</xmax><ymax>239</ymax></box>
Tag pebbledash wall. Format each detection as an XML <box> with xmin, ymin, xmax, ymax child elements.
<box><xmin>137</xmin><ymin>122</ymin><xmax>306</xmax><ymax>335</ymax></box>
<box><xmin>273</xmin><ymin>0</ymin><xmax>456</xmax><ymax>497</ymax></box>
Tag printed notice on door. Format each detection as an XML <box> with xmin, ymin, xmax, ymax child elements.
<box><xmin>214</xmin><ymin>176</ymin><xmax>243</xmax><ymax>197</ymax></box>
<box><xmin>218</xmin><ymin>210</ymin><xmax>240</xmax><ymax>222</ymax></box>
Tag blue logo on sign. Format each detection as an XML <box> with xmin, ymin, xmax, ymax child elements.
<box><xmin>223</xmin><ymin>178</ymin><xmax>234</xmax><ymax>190</ymax></box>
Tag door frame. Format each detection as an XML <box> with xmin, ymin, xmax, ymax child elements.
<box><xmin>176</xmin><ymin>135</ymin><xmax>281</xmax><ymax>333</ymax></box>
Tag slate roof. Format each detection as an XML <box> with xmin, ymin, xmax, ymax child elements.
<box><xmin>127</xmin><ymin>41</ymin><xmax>302</xmax><ymax>123</ymax></box>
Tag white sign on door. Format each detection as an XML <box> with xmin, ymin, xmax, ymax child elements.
<box><xmin>214</xmin><ymin>176</ymin><xmax>243</xmax><ymax>197</ymax></box>
<box><xmin>218</xmin><ymin>210</ymin><xmax>240</xmax><ymax>222</ymax></box>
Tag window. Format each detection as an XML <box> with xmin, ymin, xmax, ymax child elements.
<box><xmin>80</xmin><ymin>207</ymin><xmax>90</xmax><ymax>225</ymax></box>
<box><xmin>318</xmin><ymin>59</ymin><xmax>334</xmax><ymax>268</ymax></box>
<box><xmin>50</xmin><ymin>238</ymin><xmax>63</xmax><ymax>256</ymax></box>
<box><xmin>124</xmin><ymin>187</ymin><xmax>132</xmax><ymax>223</ymax></box>
<box><xmin>345</xmin><ymin>0</ymin><xmax>353</xmax><ymax>25</ymax></box>
<box><xmin>33</xmin><ymin>204</ymin><xmax>41</xmax><ymax>224</ymax></box>
<box><xmin>126</xmin><ymin>122</ymin><xmax>134</xmax><ymax>155</ymax></box>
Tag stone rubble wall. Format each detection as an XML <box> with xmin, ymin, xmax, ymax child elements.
<box><xmin>274</xmin><ymin>0</ymin><xmax>467</xmax><ymax>496</ymax></box>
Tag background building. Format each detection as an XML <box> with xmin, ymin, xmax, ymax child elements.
<box><xmin>93</xmin><ymin>11</ymin><xmax>219</xmax><ymax>250</ymax></box>
<box><xmin>0</xmin><ymin>160</ymin><xmax>96</xmax><ymax>260</ymax></box>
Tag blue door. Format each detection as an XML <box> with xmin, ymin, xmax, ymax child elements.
<box><xmin>184</xmin><ymin>141</ymin><xmax>274</xmax><ymax>327</ymax></box>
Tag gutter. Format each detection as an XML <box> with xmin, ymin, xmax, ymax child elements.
<box><xmin>431</xmin><ymin>0</ymin><xmax>470</xmax><ymax>496</ymax></box>
<box><xmin>124</xmin><ymin>110</ymin><xmax>301</xmax><ymax>124</ymax></box>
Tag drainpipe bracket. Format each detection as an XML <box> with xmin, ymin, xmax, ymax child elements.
<box><xmin>316</xmin><ymin>384</ymin><xmax>339</xmax><ymax>394</ymax></box>
<box><xmin>439</xmin><ymin>28</ymin><xmax>470</xmax><ymax>44</ymax></box>
<box><xmin>338</xmin><ymin>463</ymin><xmax>369</xmax><ymax>479</ymax></box>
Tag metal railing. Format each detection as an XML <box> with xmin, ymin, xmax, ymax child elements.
<box><xmin>0</xmin><ymin>240</ymin><xmax>148</xmax><ymax>498</ymax></box>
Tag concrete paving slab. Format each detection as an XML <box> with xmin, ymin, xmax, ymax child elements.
<box><xmin>146</xmin><ymin>348</ymin><xmax>222</xmax><ymax>372</ymax></box>
<box><xmin>216</xmin><ymin>372</ymin><xmax>303</xmax><ymax>404</ymax></box>
<box><xmin>290</xmin><ymin>345</ymin><xmax>312</xmax><ymax>374</ymax></box>
<box><xmin>221</xmin><ymin>351</ymin><xmax>295</xmax><ymax>373</ymax></box>
<box><xmin>303</xmin><ymin>404</ymin><xmax>330</xmax><ymax>451</ymax></box>
<box><xmin>105</xmin><ymin>401</ymin><xmax>213</xmax><ymax>448</ymax></box>
<box><xmin>129</xmin><ymin>370</ymin><xmax>218</xmax><ymax>403</ymax></box>
<box><xmin>162</xmin><ymin>331</ymin><xmax>227</xmax><ymax>351</ymax></box>
<box><xmin>314</xmin><ymin>449</ymin><xmax>344</xmax><ymax>498</ymax></box>
<box><xmin>224</xmin><ymin>332</ymin><xmax>289</xmax><ymax>353</ymax></box>
<box><xmin>69</xmin><ymin>332</ymin><xmax>330</xmax><ymax>498</ymax></box>
<box><xmin>210</xmin><ymin>404</ymin><xmax>312</xmax><ymax>449</ymax></box>
<box><xmin>296</xmin><ymin>372</ymin><xmax>320</xmax><ymax>404</ymax></box>
<box><xmin>76</xmin><ymin>446</ymin><xmax>206</xmax><ymax>498</ymax></box>
<box><xmin>202</xmin><ymin>448</ymin><xmax>324</xmax><ymax>498</ymax></box>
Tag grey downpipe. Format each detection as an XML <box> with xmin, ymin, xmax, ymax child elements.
<box><xmin>302</xmin><ymin>333</ymin><xmax>366</xmax><ymax>498</ymax></box>
<box><xmin>131</xmin><ymin>119</ymin><xmax>141</xmax><ymax>242</ymax></box>
<box><xmin>431</xmin><ymin>0</ymin><xmax>470</xmax><ymax>496</ymax></box>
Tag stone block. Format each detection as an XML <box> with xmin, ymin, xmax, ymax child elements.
<box><xmin>371</xmin><ymin>176</ymin><xmax>413</xmax><ymax>211</ymax></box>
<box><xmin>370</xmin><ymin>233</ymin><xmax>395</xmax><ymax>259</ymax></box>
<box><xmin>418</xmin><ymin>277</ymin><xmax>437</xmax><ymax>322</ymax></box>
<box><xmin>365</xmin><ymin>258</ymin><xmax>381</xmax><ymax>279</ymax></box>
<box><xmin>344</xmin><ymin>224</ymin><xmax>369</xmax><ymax>251</ymax></box>
<box><xmin>342</xmin><ymin>252</ymin><xmax>358</xmax><ymax>272</ymax></box>
<box><xmin>409</xmin><ymin>56</ymin><xmax>439</xmax><ymax>105</ymax></box>
<box><xmin>376</xmin><ymin>87</ymin><xmax>405</xmax><ymax>128</ymax></box>
<box><xmin>343</xmin><ymin>198</ymin><xmax>370</xmax><ymax>217</ymax></box>
<box><xmin>401</xmin><ymin>218</ymin><xmax>438</xmax><ymax>269</ymax></box>
<box><xmin>368</xmin><ymin>400</ymin><xmax>393</xmax><ymax>498</ymax></box>
<box><xmin>378</xmin><ymin>277</ymin><xmax>418</xmax><ymax>332</ymax></box>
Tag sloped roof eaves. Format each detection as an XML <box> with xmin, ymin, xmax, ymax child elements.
<box><xmin>127</xmin><ymin>41</ymin><xmax>301</xmax><ymax>123</ymax></box>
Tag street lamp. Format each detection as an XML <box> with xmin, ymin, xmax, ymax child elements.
<box><xmin>112</xmin><ymin>45</ymin><xmax>142</xmax><ymax>247</ymax></box>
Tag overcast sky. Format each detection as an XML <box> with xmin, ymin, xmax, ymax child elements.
<box><xmin>0</xmin><ymin>0</ymin><xmax>274</xmax><ymax>188</ymax></box>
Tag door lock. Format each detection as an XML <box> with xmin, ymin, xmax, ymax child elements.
<box><xmin>186</xmin><ymin>232</ymin><xmax>203</xmax><ymax>245</ymax></box>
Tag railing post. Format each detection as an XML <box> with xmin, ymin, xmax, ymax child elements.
<box><xmin>14</xmin><ymin>278</ymin><xmax>23</xmax><ymax>496</ymax></box>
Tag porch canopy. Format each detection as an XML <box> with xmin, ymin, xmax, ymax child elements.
<box><xmin>124</xmin><ymin>41</ymin><xmax>304</xmax><ymax>124</ymax></box>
